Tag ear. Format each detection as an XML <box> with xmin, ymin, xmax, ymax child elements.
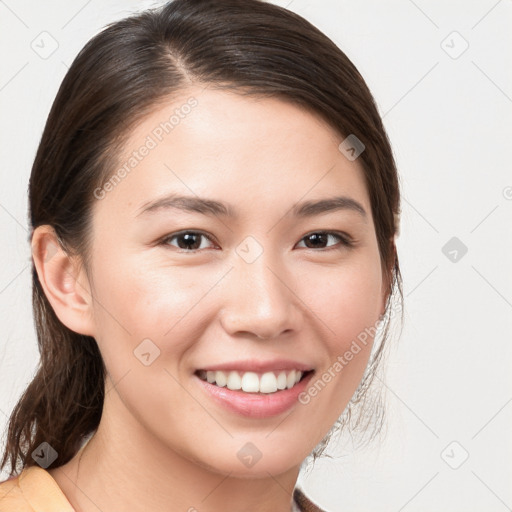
<box><xmin>31</xmin><ymin>225</ymin><xmax>96</xmax><ymax>337</ymax></box>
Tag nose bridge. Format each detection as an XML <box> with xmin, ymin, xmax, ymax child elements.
<box><xmin>221</xmin><ymin>240</ymin><xmax>300</xmax><ymax>338</ymax></box>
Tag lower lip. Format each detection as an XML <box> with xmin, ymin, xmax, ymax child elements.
<box><xmin>195</xmin><ymin>371</ymin><xmax>314</xmax><ymax>419</ymax></box>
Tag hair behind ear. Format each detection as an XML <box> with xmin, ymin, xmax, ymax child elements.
<box><xmin>0</xmin><ymin>273</ymin><xmax>105</xmax><ymax>476</ymax></box>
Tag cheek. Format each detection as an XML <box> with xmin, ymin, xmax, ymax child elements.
<box><xmin>88</xmin><ymin>252</ymin><xmax>223</xmax><ymax>366</ymax></box>
<box><xmin>295</xmin><ymin>253</ymin><xmax>383</xmax><ymax>415</ymax></box>
<box><xmin>85</xmin><ymin>254</ymin><xmax>215</xmax><ymax>434</ymax></box>
<box><xmin>297</xmin><ymin>251</ymin><xmax>383</xmax><ymax>347</ymax></box>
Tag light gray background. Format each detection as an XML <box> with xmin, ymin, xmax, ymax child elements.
<box><xmin>1</xmin><ymin>1</ymin><xmax>511</xmax><ymax>511</ymax></box>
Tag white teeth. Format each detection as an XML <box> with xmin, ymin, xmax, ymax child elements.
<box><xmin>241</xmin><ymin>372</ymin><xmax>260</xmax><ymax>392</ymax></box>
<box><xmin>215</xmin><ymin>371</ymin><xmax>227</xmax><ymax>387</ymax></box>
<box><xmin>227</xmin><ymin>371</ymin><xmax>242</xmax><ymax>390</ymax></box>
<box><xmin>276</xmin><ymin>371</ymin><xmax>287</xmax><ymax>390</ymax></box>
<box><xmin>286</xmin><ymin>370</ymin><xmax>296</xmax><ymax>389</ymax></box>
<box><xmin>200</xmin><ymin>369</ymin><xmax>306</xmax><ymax>393</ymax></box>
<box><xmin>259</xmin><ymin>372</ymin><xmax>277</xmax><ymax>393</ymax></box>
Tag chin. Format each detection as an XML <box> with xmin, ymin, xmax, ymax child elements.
<box><xmin>188</xmin><ymin>441</ymin><xmax>308</xmax><ymax>479</ymax></box>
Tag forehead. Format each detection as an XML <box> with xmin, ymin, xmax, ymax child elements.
<box><xmin>94</xmin><ymin>86</ymin><xmax>371</xmax><ymax>222</ymax></box>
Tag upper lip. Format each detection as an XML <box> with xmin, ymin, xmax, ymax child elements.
<box><xmin>196</xmin><ymin>359</ymin><xmax>314</xmax><ymax>373</ymax></box>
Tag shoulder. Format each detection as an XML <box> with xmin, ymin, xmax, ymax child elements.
<box><xmin>0</xmin><ymin>472</ymin><xmax>32</xmax><ymax>511</ymax></box>
<box><xmin>0</xmin><ymin>466</ymin><xmax>74</xmax><ymax>512</ymax></box>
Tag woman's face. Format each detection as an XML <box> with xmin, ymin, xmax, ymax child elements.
<box><xmin>82</xmin><ymin>86</ymin><xmax>387</xmax><ymax>477</ymax></box>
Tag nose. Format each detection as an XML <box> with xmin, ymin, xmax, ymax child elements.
<box><xmin>219</xmin><ymin>252</ymin><xmax>303</xmax><ymax>340</ymax></box>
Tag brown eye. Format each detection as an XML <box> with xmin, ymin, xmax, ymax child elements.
<box><xmin>161</xmin><ymin>231</ymin><xmax>216</xmax><ymax>252</ymax></box>
<box><xmin>296</xmin><ymin>232</ymin><xmax>352</xmax><ymax>250</ymax></box>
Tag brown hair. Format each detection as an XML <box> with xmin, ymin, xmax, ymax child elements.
<box><xmin>1</xmin><ymin>0</ymin><xmax>402</xmax><ymax>476</ymax></box>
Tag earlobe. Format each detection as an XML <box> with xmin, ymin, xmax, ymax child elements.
<box><xmin>31</xmin><ymin>225</ymin><xmax>95</xmax><ymax>337</ymax></box>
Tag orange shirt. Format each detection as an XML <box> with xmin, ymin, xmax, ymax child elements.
<box><xmin>0</xmin><ymin>466</ymin><xmax>325</xmax><ymax>511</ymax></box>
<box><xmin>0</xmin><ymin>466</ymin><xmax>74</xmax><ymax>511</ymax></box>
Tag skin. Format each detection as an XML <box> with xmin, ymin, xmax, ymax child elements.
<box><xmin>32</xmin><ymin>85</ymin><xmax>389</xmax><ymax>512</ymax></box>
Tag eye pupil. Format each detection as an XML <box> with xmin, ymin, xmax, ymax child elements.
<box><xmin>178</xmin><ymin>233</ymin><xmax>201</xmax><ymax>250</ymax></box>
<box><xmin>304</xmin><ymin>233</ymin><xmax>328</xmax><ymax>248</ymax></box>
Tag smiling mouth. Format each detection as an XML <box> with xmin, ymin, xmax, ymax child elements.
<box><xmin>195</xmin><ymin>369</ymin><xmax>313</xmax><ymax>394</ymax></box>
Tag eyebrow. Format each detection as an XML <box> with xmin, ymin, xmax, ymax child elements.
<box><xmin>136</xmin><ymin>193</ymin><xmax>367</xmax><ymax>220</ymax></box>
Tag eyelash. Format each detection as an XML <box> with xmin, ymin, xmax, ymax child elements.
<box><xmin>158</xmin><ymin>230</ymin><xmax>354</xmax><ymax>253</ymax></box>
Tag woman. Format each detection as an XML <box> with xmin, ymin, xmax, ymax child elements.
<box><xmin>0</xmin><ymin>0</ymin><xmax>402</xmax><ymax>510</ymax></box>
